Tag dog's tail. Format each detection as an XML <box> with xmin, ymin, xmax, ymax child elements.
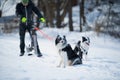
<box><xmin>72</xmin><ymin>58</ymin><xmax>82</xmax><ymax>65</ymax></box>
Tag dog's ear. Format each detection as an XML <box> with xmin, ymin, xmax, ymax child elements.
<box><xmin>56</xmin><ymin>35</ymin><xmax>62</xmax><ymax>40</ymax></box>
<box><xmin>55</xmin><ymin>35</ymin><xmax>60</xmax><ymax>45</ymax></box>
<box><xmin>82</xmin><ymin>36</ymin><xmax>87</xmax><ymax>42</ymax></box>
<box><xmin>78</xmin><ymin>41</ymin><xmax>81</xmax><ymax>45</ymax></box>
<box><xmin>63</xmin><ymin>35</ymin><xmax>67</xmax><ymax>43</ymax></box>
<box><xmin>63</xmin><ymin>35</ymin><xmax>66</xmax><ymax>39</ymax></box>
<box><xmin>57</xmin><ymin>35</ymin><xmax>60</xmax><ymax>38</ymax></box>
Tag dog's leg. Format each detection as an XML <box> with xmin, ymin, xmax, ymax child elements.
<box><xmin>85</xmin><ymin>55</ymin><xmax>87</xmax><ymax>61</ymax></box>
<box><xmin>57</xmin><ymin>59</ymin><xmax>63</xmax><ymax>67</ymax></box>
<box><xmin>61</xmin><ymin>52</ymin><xmax>68</xmax><ymax>68</ymax></box>
<box><xmin>57</xmin><ymin>51</ymin><xmax>63</xmax><ymax>67</ymax></box>
<box><xmin>85</xmin><ymin>52</ymin><xmax>88</xmax><ymax>61</ymax></box>
<box><xmin>68</xmin><ymin>60</ymin><xmax>72</xmax><ymax>66</ymax></box>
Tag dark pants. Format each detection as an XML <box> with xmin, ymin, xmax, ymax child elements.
<box><xmin>19</xmin><ymin>24</ymin><xmax>40</xmax><ymax>54</ymax></box>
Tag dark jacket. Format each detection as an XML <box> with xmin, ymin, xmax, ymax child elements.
<box><xmin>16</xmin><ymin>0</ymin><xmax>43</xmax><ymax>25</ymax></box>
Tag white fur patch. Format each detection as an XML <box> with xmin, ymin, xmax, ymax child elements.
<box><xmin>81</xmin><ymin>42</ymin><xmax>89</xmax><ymax>52</ymax></box>
<box><xmin>59</xmin><ymin>51</ymin><xmax>68</xmax><ymax>68</ymax></box>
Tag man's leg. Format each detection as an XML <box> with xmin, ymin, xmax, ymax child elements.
<box><xmin>37</xmin><ymin>45</ymin><xmax>42</xmax><ymax>57</ymax></box>
<box><xmin>19</xmin><ymin>27</ymin><xmax>26</xmax><ymax>56</ymax></box>
<box><xmin>28</xmin><ymin>29</ymin><xmax>34</xmax><ymax>49</ymax></box>
<box><xmin>28</xmin><ymin>28</ymin><xmax>42</xmax><ymax>57</ymax></box>
<box><xmin>35</xmin><ymin>34</ymin><xmax>42</xmax><ymax>57</ymax></box>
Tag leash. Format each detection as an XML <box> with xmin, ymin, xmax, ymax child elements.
<box><xmin>34</xmin><ymin>27</ymin><xmax>53</xmax><ymax>41</ymax></box>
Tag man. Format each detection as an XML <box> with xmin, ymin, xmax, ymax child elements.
<box><xmin>16</xmin><ymin>0</ymin><xmax>45</xmax><ymax>57</ymax></box>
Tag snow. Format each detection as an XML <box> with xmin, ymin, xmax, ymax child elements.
<box><xmin>0</xmin><ymin>28</ymin><xmax>120</xmax><ymax>80</ymax></box>
<box><xmin>2</xmin><ymin>0</ymin><xmax>16</xmax><ymax>16</ymax></box>
<box><xmin>1</xmin><ymin>1</ymin><xmax>120</xmax><ymax>80</ymax></box>
<box><xmin>2</xmin><ymin>4</ymin><xmax>16</xmax><ymax>16</ymax></box>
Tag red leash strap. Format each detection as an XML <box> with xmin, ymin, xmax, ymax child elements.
<box><xmin>35</xmin><ymin>27</ymin><xmax>53</xmax><ymax>41</ymax></box>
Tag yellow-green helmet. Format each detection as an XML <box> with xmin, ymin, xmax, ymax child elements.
<box><xmin>22</xmin><ymin>0</ymin><xmax>29</xmax><ymax>4</ymax></box>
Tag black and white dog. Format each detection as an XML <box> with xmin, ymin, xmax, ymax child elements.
<box><xmin>74</xmin><ymin>36</ymin><xmax>90</xmax><ymax>60</ymax></box>
<box><xmin>55</xmin><ymin>35</ymin><xmax>82</xmax><ymax>68</ymax></box>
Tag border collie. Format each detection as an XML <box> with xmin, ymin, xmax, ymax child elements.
<box><xmin>74</xmin><ymin>36</ymin><xmax>90</xmax><ymax>60</ymax></box>
<box><xmin>55</xmin><ymin>35</ymin><xmax>82</xmax><ymax>68</ymax></box>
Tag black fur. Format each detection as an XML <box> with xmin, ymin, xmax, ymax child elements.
<box><xmin>55</xmin><ymin>35</ymin><xmax>82</xmax><ymax>65</ymax></box>
<box><xmin>82</xmin><ymin>36</ymin><xmax>90</xmax><ymax>44</ymax></box>
<box><xmin>74</xmin><ymin>36</ymin><xmax>90</xmax><ymax>60</ymax></box>
<box><xmin>55</xmin><ymin>35</ymin><xmax>67</xmax><ymax>45</ymax></box>
<box><xmin>62</xmin><ymin>44</ymin><xmax>79</xmax><ymax>60</ymax></box>
<box><xmin>74</xmin><ymin>41</ymin><xmax>83</xmax><ymax>59</ymax></box>
<box><xmin>55</xmin><ymin>35</ymin><xmax>60</xmax><ymax>45</ymax></box>
<box><xmin>82</xmin><ymin>37</ymin><xmax>87</xmax><ymax>42</ymax></box>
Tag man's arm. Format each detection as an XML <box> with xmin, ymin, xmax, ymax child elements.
<box><xmin>31</xmin><ymin>2</ymin><xmax>43</xmax><ymax>18</ymax></box>
<box><xmin>16</xmin><ymin>3</ymin><xmax>22</xmax><ymax>16</ymax></box>
<box><xmin>31</xmin><ymin>2</ymin><xmax>45</xmax><ymax>23</ymax></box>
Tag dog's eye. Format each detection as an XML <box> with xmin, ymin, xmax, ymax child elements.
<box><xmin>59</xmin><ymin>38</ymin><xmax>62</xmax><ymax>40</ymax></box>
<box><xmin>58</xmin><ymin>38</ymin><xmax>62</xmax><ymax>42</ymax></box>
<box><xmin>57</xmin><ymin>37</ymin><xmax>61</xmax><ymax>39</ymax></box>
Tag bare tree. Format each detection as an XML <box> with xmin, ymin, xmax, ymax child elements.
<box><xmin>56</xmin><ymin>0</ymin><xmax>69</xmax><ymax>28</ymax></box>
<box><xmin>56</xmin><ymin>0</ymin><xmax>61</xmax><ymax>28</ymax></box>
<box><xmin>36</xmin><ymin>0</ymin><xmax>77</xmax><ymax>30</ymax></box>
<box><xmin>37</xmin><ymin>0</ymin><xmax>69</xmax><ymax>28</ymax></box>
<box><xmin>41</xmin><ymin>0</ymin><xmax>55</xmax><ymax>27</ymax></box>
<box><xmin>68</xmin><ymin>0</ymin><xmax>73</xmax><ymax>31</ymax></box>
<box><xmin>79</xmin><ymin>0</ymin><xmax>86</xmax><ymax>32</ymax></box>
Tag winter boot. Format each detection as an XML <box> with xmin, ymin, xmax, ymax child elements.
<box><xmin>19</xmin><ymin>52</ymin><xmax>24</xmax><ymax>56</ymax></box>
<box><xmin>37</xmin><ymin>48</ymin><xmax>42</xmax><ymax>57</ymax></box>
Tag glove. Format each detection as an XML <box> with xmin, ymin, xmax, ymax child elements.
<box><xmin>21</xmin><ymin>17</ymin><xmax>27</xmax><ymax>23</ymax></box>
<box><xmin>40</xmin><ymin>17</ymin><xmax>46</xmax><ymax>23</ymax></box>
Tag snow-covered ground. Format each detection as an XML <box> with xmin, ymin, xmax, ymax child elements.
<box><xmin>0</xmin><ymin>28</ymin><xmax>120</xmax><ymax>80</ymax></box>
<box><xmin>1</xmin><ymin>1</ymin><xmax>120</xmax><ymax>80</ymax></box>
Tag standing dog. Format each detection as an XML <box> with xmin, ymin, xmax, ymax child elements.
<box><xmin>55</xmin><ymin>35</ymin><xmax>82</xmax><ymax>68</ymax></box>
<box><xmin>74</xmin><ymin>36</ymin><xmax>90</xmax><ymax>60</ymax></box>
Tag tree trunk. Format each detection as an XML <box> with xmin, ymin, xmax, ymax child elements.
<box><xmin>79</xmin><ymin>0</ymin><xmax>85</xmax><ymax>32</ymax></box>
<box><xmin>79</xmin><ymin>0</ymin><xmax>82</xmax><ymax>32</ymax></box>
<box><xmin>0</xmin><ymin>10</ymin><xmax>2</xmax><ymax>17</ymax></box>
<box><xmin>37</xmin><ymin>0</ymin><xmax>69</xmax><ymax>28</ymax></box>
<box><xmin>41</xmin><ymin>0</ymin><xmax>54</xmax><ymax>27</ymax></box>
<box><xmin>56</xmin><ymin>0</ymin><xmax>61</xmax><ymax>28</ymax></box>
<box><xmin>68</xmin><ymin>0</ymin><xmax>73</xmax><ymax>31</ymax></box>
